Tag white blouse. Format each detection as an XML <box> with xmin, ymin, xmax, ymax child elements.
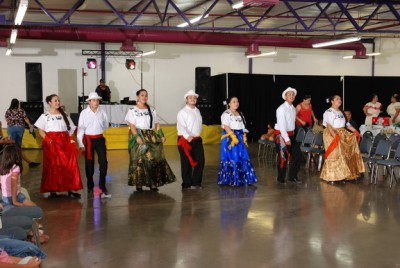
<box><xmin>34</xmin><ymin>111</ymin><xmax>76</xmax><ymax>135</ymax></box>
<box><xmin>221</xmin><ymin>109</ymin><xmax>245</xmax><ymax>130</ymax></box>
<box><xmin>323</xmin><ymin>108</ymin><xmax>346</xmax><ymax>129</ymax></box>
<box><xmin>125</xmin><ymin>105</ymin><xmax>159</xmax><ymax>130</ymax></box>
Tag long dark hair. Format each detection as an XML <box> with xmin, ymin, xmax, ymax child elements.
<box><xmin>46</xmin><ymin>94</ymin><xmax>71</xmax><ymax>131</ymax></box>
<box><xmin>9</xmin><ymin>98</ymin><xmax>19</xmax><ymax>110</ymax></box>
<box><xmin>0</xmin><ymin>144</ymin><xmax>23</xmax><ymax>175</ymax></box>
<box><xmin>226</xmin><ymin>96</ymin><xmax>246</xmax><ymax>127</ymax></box>
<box><xmin>136</xmin><ymin>89</ymin><xmax>153</xmax><ymax>129</ymax></box>
<box><xmin>328</xmin><ymin>94</ymin><xmax>347</xmax><ymax>123</ymax></box>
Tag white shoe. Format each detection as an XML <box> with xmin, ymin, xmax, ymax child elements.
<box><xmin>100</xmin><ymin>192</ymin><xmax>112</xmax><ymax>199</ymax></box>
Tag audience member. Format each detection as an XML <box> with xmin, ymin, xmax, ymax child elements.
<box><xmin>386</xmin><ymin>94</ymin><xmax>400</xmax><ymax>124</ymax></box>
<box><xmin>363</xmin><ymin>93</ymin><xmax>382</xmax><ymax>125</ymax></box>
<box><xmin>4</xmin><ymin>99</ymin><xmax>40</xmax><ymax>168</ymax></box>
<box><xmin>295</xmin><ymin>95</ymin><xmax>318</xmax><ymax>132</ymax></box>
<box><xmin>344</xmin><ymin>110</ymin><xmax>359</xmax><ymax>131</ymax></box>
<box><xmin>260</xmin><ymin>123</ymin><xmax>275</xmax><ymax>141</ymax></box>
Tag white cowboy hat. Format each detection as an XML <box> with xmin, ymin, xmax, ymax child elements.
<box><xmin>281</xmin><ymin>87</ymin><xmax>297</xmax><ymax>100</ymax></box>
<box><xmin>86</xmin><ymin>92</ymin><xmax>102</xmax><ymax>102</ymax></box>
<box><xmin>184</xmin><ymin>90</ymin><xmax>199</xmax><ymax>100</ymax></box>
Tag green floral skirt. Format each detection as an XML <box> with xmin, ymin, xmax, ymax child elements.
<box><xmin>128</xmin><ymin>129</ymin><xmax>176</xmax><ymax>187</ymax></box>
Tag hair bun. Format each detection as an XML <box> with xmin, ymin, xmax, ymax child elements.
<box><xmin>326</xmin><ymin>98</ymin><xmax>330</xmax><ymax>104</ymax></box>
<box><xmin>223</xmin><ymin>100</ymin><xmax>227</xmax><ymax>105</ymax></box>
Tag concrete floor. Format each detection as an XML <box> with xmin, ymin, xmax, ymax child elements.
<box><xmin>21</xmin><ymin>143</ymin><xmax>400</xmax><ymax>268</ymax></box>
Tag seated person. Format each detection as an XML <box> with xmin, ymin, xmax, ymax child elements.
<box><xmin>344</xmin><ymin>110</ymin><xmax>359</xmax><ymax>131</ymax></box>
<box><xmin>260</xmin><ymin>123</ymin><xmax>275</xmax><ymax>141</ymax></box>
<box><xmin>312</xmin><ymin>119</ymin><xmax>324</xmax><ymax>133</ymax></box>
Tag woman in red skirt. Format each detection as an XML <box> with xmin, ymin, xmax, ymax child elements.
<box><xmin>34</xmin><ymin>94</ymin><xmax>82</xmax><ymax>198</ymax></box>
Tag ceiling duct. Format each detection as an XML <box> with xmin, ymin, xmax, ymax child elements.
<box><xmin>120</xmin><ymin>39</ymin><xmax>136</xmax><ymax>51</ymax></box>
<box><xmin>0</xmin><ymin>27</ymin><xmax>366</xmax><ymax>57</ymax></box>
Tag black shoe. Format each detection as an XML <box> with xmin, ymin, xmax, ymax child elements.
<box><xmin>136</xmin><ymin>187</ymin><xmax>143</xmax><ymax>192</ymax></box>
<box><xmin>193</xmin><ymin>185</ymin><xmax>203</xmax><ymax>190</ymax></box>
<box><xmin>290</xmin><ymin>178</ymin><xmax>302</xmax><ymax>184</ymax></box>
<box><xmin>277</xmin><ymin>179</ymin><xmax>286</xmax><ymax>185</ymax></box>
<box><xmin>68</xmin><ymin>191</ymin><xmax>81</xmax><ymax>198</ymax></box>
<box><xmin>182</xmin><ymin>186</ymin><xmax>191</xmax><ymax>191</ymax></box>
<box><xmin>150</xmin><ymin>187</ymin><xmax>159</xmax><ymax>192</ymax></box>
<box><xmin>49</xmin><ymin>192</ymin><xmax>58</xmax><ymax>198</ymax></box>
<box><xmin>29</xmin><ymin>162</ymin><xmax>40</xmax><ymax>168</ymax></box>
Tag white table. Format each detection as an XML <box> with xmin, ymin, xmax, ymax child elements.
<box><xmin>360</xmin><ymin>125</ymin><xmax>400</xmax><ymax>137</ymax></box>
<box><xmin>99</xmin><ymin>104</ymin><xmax>133</xmax><ymax>125</ymax></box>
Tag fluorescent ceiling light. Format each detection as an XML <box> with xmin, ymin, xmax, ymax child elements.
<box><xmin>312</xmin><ymin>36</ymin><xmax>361</xmax><ymax>48</ymax></box>
<box><xmin>14</xmin><ymin>0</ymin><xmax>28</xmax><ymax>25</ymax></box>
<box><xmin>5</xmin><ymin>48</ymin><xmax>12</xmax><ymax>56</ymax></box>
<box><xmin>10</xmin><ymin>29</ymin><xmax>18</xmax><ymax>44</ymax></box>
<box><xmin>246</xmin><ymin>51</ymin><xmax>277</xmax><ymax>58</ymax></box>
<box><xmin>232</xmin><ymin>1</ymin><xmax>244</xmax><ymax>9</ymax></box>
<box><xmin>366</xmin><ymin>52</ymin><xmax>381</xmax><ymax>56</ymax></box>
<box><xmin>343</xmin><ymin>52</ymin><xmax>381</xmax><ymax>59</ymax></box>
<box><xmin>177</xmin><ymin>14</ymin><xmax>209</xmax><ymax>28</ymax></box>
<box><xmin>141</xmin><ymin>50</ymin><xmax>156</xmax><ymax>57</ymax></box>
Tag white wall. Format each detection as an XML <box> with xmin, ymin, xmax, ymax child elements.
<box><xmin>1</xmin><ymin>38</ymin><xmax>399</xmax><ymax>126</ymax></box>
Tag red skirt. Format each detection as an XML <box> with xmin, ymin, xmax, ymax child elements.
<box><xmin>40</xmin><ymin>132</ymin><xmax>83</xmax><ymax>193</ymax></box>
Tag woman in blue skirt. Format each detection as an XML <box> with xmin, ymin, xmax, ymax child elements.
<box><xmin>217</xmin><ymin>96</ymin><xmax>257</xmax><ymax>186</ymax></box>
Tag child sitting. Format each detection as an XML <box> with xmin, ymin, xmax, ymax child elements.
<box><xmin>0</xmin><ymin>144</ymin><xmax>36</xmax><ymax>207</ymax></box>
<box><xmin>260</xmin><ymin>123</ymin><xmax>275</xmax><ymax>141</ymax></box>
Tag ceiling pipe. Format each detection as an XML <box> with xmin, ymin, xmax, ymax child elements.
<box><xmin>0</xmin><ymin>27</ymin><xmax>366</xmax><ymax>55</ymax></box>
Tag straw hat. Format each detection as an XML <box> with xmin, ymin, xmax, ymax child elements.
<box><xmin>184</xmin><ymin>90</ymin><xmax>199</xmax><ymax>100</ymax></box>
<box><xmin>86</xmin><ymin>92</ymin><xmax>102</xmax><ymax>102</ymax></box>
<box><xmin>281</xmin><ymin>87</ymin><xmax>297</xmax><ymax>100</ymax></box>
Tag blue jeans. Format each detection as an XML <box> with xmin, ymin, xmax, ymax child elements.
<box><xmin>0</xmin><ymin>237</ymin><xmax>46</xmax><ymax>259</ymax></box>
<box><xmin>7</xmin><ymin>126</ymin><xmax>25</xmax><ymax>146</ymax></box>
<box><xmin>2</xmin><ymin>192</ymin><xmax>26</xmax><ymax>205</ymax></box>
<box><xmin>2</xmin><ymin>205</ymin><xmax>43</xmax><ymax>219</ymax></box>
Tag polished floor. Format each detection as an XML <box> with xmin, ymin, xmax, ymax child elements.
<box><xmin>20</xmin><ymin>144</ymin><xmax>400</xmax><ymax>268</ymax></box>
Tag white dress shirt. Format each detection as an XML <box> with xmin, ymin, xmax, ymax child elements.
<box><xmin>323</xmin><ymin>108</ymin><xmax>346</xmax><ymax>129</ymax></box>
<box><xmin>177</xmin><ymin>105</ymin><xmax>202</xmax><ymax>139</ymax></box>
<box><xmin>275</xmin><ymin>101</ymin><xmax>296</xmax><ymax>142</ymax></box>
<box><xmin>125</xmin><ymin>105</ymin><xmax>159</xmax><ymax>129</ymax></box>
<box><xmin>221</xmin><ymin>109</ymin><xmax>245</xmax><ymax>130</ymax></box>
<box><xmin>35</xmin><ymin>112</ymin><xmax>76</xmax><ymax>135</ymax></box>
<box><xmin>77</xmin><ymin>107</ymin><xmax>109</xmax><ymax>148</ymax></box>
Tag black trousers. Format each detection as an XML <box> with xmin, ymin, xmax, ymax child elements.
<box><xmin>276</xmin><ymin>135</ymin><xmax>301</xmax><ymax>182</ymax></box>
<box><xmin>85</xmin><ymin>137</ymin><xmax>108</xmax><ymax>192</ymax></box>
<box><xmin>177</xmin><ymin>138</ymin><xmax>205</xmax><ymax>188</ymax></box>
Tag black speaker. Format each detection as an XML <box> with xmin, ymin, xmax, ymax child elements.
<box><xmin>195</xmin><ymin>67</ymin><xmax>213</xmax><ymax>102</ymax></box>
<box><xmin>21</xmin><ymin>102</ymin><xmax>44</xmax><ymax>125</ymax></box>
<box><xmin>197</xmin><ymin>100</ymin><xmax>217</xmax><ymax>125</ymax></box>
<box><xmin>70</xmin><ymin>113</ymin><xmax>79</xmax><ymax>126</ymax></box>
<box><xmin>26</xmin><ymin>63</ymin><xmax>43</xmax><ymax>102</ymax></box>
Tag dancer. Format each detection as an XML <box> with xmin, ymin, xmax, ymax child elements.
<box><xmin>125</xmin><ymin>89</ymin><xmax>176</xmax><ymax>191</ymax></box>
<box><xmin>217</xmin><ymin>96</ymin><xmax>257</xmax><ymax>186</ymax></box>
<box><xmin>177</xmin><ymin>90</ymin><xmax>204</xmax><ymax>190</ymax></box>
<box><xmin>34</xmin><ymin>94</ymin><xmax>82</xmax><ymax>198</ymax></box>
<box><xmin>77</xmin><ymin>92</ymin><xmax>111</xmax><ymax>198</ymax></box>
<box><xmin>275</xmin><ymin>87</ymin><xmax>302</xmax><ymax>184</ymax></box>
<box><xmin>321</xmin><ymin>95</ymin><xmax>364</xmax><ymax>183</ymax></box>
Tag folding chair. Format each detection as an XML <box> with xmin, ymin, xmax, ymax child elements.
<box><xmin>308</xmin><ymin>132</ymin><xmax>325</xmax><ymax>171</ymax></box>
<box><xmin>375</xmin><ymin>143</ymin><xmax>400</xmax><ymax>188</ymax></box>
<box><xmin>363</xmin><ymin>138</ymin><xmax>392</xmax><ymax>184</ymax></box>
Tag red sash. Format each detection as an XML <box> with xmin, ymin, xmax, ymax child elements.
<box><xmin>83</xmin><ymin>134</ymin><xmax>103</xmax><ymax>160</ymax></box>
<box><xmin>177</xmin><ymin>136</ymin><xmax>199</xmax><ymax>167</ymax></box>
<box><xmin>274</xmin><ymin>130</ymin><xmax>294</xmax><ymax>136</ymax></box>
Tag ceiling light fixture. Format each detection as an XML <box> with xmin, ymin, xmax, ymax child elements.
<box><xmin>141</xmin><ymin>50</ymin><xmax>156</xmax><ymax>57</ymax></box>
<box><xmin>232</xmin><ymin>2</ymin><xmax>244</xmax><ymax>9</ymax></box>
<box><xmin>10</xmin><ymin>29</ymin><xmax>18</xmax><ymax>44</ymax></box>
<box><xmin>14</xmin><ymin>0</ymin><xmax>28</xmax><ymax>25</ymax></box>
<box><xmin>246</xmin><ymin>51</ymin><xmax>277</xmax><ymax>58</ymax></box>
<box><xmin>232</xmin><ymin>0</ymin><xmax>280</xmax><ymax>9</ymax></box>
<box><xmin>312</xmin><ymin>36</ymin><xmax>361</xmax><ymax>48</ymax></box>
<box><xmin>177</xmin><ymin>14</ymin><xmax>209</xmax><ymax>28</ymax></box>
<box><xmin>343</xmin><ymin>52</ymin><xmax>381</xmax><ymax>59</ymax></box>
<box><xmin>5</xmin><ymin>48</ymin><xmax>12</xmax><ymax>56</ymax></box>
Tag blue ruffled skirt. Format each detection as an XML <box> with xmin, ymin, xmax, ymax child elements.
<box><xmin>217</xmin><ymin>129</ymin><xmax>257</xmax><ymax>186</ymax></box>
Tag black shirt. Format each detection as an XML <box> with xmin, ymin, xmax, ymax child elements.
<box><xmin>95</xmin><ymin>86</ymin><xmax>111</xmax><ymax>103</ymax></box>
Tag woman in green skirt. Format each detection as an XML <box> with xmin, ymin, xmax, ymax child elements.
<box><xmin>125</xmin><ymin>89</ymin><xmax>176</xmax><ymax>191</ymax></box>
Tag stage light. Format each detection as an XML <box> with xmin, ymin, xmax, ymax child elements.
<box><xmin>86</xmin><ymin>58</ymin><xmax>97</xmax><ymax>69</ymax></box>
<box><xmin>5</xmin><ymin>48</ymin><xmax>12</xmax><ymax>56</ymax></box>
<box><xmin>125</xmin><ymin>59</ymin><xmax>135</xmax><ymax>70</ymax></box>
<box><xmin>312</xmin><ymin>36</ymin><xmax>361</xmax><ymax>48</ymax></box>
<box><xmin>15</xmin><ymin>0</ymin><xmax>28</xmax><ymax>25</ymax></box>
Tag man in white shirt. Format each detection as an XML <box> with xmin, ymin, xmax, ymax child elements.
<box><xmin>275</xmin><ymin>87</ymin><xmax>302</xmax><ymax>184</ymax></box>
<box><xmin>77</xmin><ymin>92</ymin><xmax>111</xmax><ymax>198</ymax></box>
<box><xmin>177</xmin><ymin>90</ymin><xmax>204</xmax><ymax>190</ymax></box>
